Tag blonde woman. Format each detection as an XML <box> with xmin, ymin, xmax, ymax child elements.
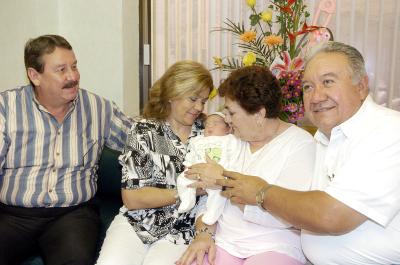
<box><xmin>96</xmin><ymin>61</ymin><xmax>213</xmax><ymax>265</ymax></box>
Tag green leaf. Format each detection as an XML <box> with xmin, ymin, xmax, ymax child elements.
<box><xmin>250</xmin><ymin>14</ymin><xmax>260</xmax><ymax>26</ymax></box>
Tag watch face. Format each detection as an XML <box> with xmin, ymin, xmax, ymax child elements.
<box><xmin>256</xmin><ymin>185</ymin><xmax>272</xmax><ymax>210</ymax></box>
<box><xmin>256</xmin><ymin>189</ymin><xmax>263</xmax><ymax>206</ymax></box>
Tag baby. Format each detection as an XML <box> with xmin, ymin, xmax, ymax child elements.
<box><xmin>177</xmin><ymin>112</ymin><xmax>241</xmax><ymax>225</ymax></box>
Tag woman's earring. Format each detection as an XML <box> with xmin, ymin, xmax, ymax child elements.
<box><xmin>256</xmin><ymin>118</ymin><xmax>262</xmax><ymax>127</ymax></box>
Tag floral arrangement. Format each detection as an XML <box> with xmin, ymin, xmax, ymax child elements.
<box><xmin>212</xmin><ymin>0</ymin><xmax>323</xmax><ymax>123</ymax></box>
<box><xmin>279</xmin><ymin>67</ymin><xmax>304</xmax><ymax>123</ymax></box>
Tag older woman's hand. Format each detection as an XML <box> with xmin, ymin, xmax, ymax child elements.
<box><xmin>216</xmin><ymin>170</ymin><xmax>269</xmax><ymax>205</ymax></box>
<box><xmin>175</xmin><ymin>233</ymin><xmax>216</xmax><ymax>265</ymax></box>
<box><xmin>185</xmin><ymin>155</ymin><xmax>224</xmax><ymax>189</ymax></box>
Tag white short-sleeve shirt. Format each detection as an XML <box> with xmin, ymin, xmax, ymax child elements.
<box><xmin>302</xmin><ymin>96</ymin><xmax>400</xmax><ymax>265</ymax></box>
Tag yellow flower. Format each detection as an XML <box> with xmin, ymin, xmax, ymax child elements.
<box><xmin>260</xmin><ymin>10</ymin><xmax>273</xmax><ymax>22</ymax></box>
<box><xmin>243</xmin><ymin>52</ymin><xmax>256</xmax><ymax>66</ymax></box>
<box><xmin>240</xmin><ymin>31</ymin><xmax>256</xmax><ymax>42</ymax></box>
<box><xmin>263</xmin><ymin>35</ymin><xmax>284</xmax><ymax>47</ymax></box>
<box><xmin>208</xmin><ymin>87</ymin><xmax>218</xmax><ymax>100</ymax></box>
<box><xmin>246</xmin><ymin>0</ymin><xmax>256</xmax><ymax>8</ymax></box>
<box><xmin>213</xmin><ymin>56</ymin><xmax>223</xmax><ymax>67</ymax></box>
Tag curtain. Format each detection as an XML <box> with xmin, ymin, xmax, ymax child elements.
<box><xmin>151</xmin><ymin>0</ymin><xmax>400</xmax><ymax>112</ymax></box>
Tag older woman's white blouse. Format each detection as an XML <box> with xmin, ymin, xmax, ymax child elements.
<box><xmin>214</xmin><ymin>125</ymin><xmax>316</xmax><ymax>263</ymax></box>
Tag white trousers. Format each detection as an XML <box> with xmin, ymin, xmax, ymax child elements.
<box><xmin>96</xmin><ymin>214</ymin><xmax>188</xmax><ymax>265</ymax></box>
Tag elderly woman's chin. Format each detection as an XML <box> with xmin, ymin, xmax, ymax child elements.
<box><xmin>231</xmin><ymin>128</ymin><xmax>245</xmax><ymax>140</ymax></box>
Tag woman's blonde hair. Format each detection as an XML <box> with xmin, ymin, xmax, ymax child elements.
<box><xmin>143</xmin><ymin>60</ymin><xmax>213</xmax><ymax>120</ymax></box>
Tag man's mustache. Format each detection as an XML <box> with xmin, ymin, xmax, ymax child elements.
<box><xmin>63</xmin><ymin>81</ymin><xmax>78</xmax><ymax>89</ymax></box>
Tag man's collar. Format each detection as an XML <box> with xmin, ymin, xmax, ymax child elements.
<box><xmin>338</xmin><ymin>95</ymin><xmax>373</xmax><ymax>139</ymax></box>
<box><xmin>314</xmin><ymin>95</ymin><xmax>374</xmax><ymax>143</ymax></box>
<box><xmin>30</xmin><ymin>85</ymin><xmax>79</xmax><ymax>113</ymax></box>
<box><xmin>314</xmin><ymin>130</ymin><xmax>330</xmax><ymax>146</ymax></box>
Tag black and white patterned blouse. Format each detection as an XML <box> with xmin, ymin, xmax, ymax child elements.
<box><xmin>119</xmin><ymin>118</ymin><xmax>205</xmax><ymax>245</ymax></box>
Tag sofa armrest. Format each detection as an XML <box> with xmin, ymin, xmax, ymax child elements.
<box><xmin>96</xmin><ymin>147</ymin><xmax>123</xmax><ymax>249</ymax></box>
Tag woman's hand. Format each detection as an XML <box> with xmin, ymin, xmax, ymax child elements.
<box><xmin>185</xmin><ymin>155</ymin><xmax>224</xmax><ymax>189</ymax></box>
<box><xmin>216</xmin><ymin>170</ymin><xmax>269</xmax><ymax>205</ymax></box>
<box><xmin>175</xmin><ymin>233</ymin><xmax>216</xmax><ymax>265</ymax></box>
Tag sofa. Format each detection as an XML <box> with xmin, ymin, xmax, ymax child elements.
<box><xmin>21</xmin><ymin>147</ymin><xmax>123</xmax><ymax>265</ymax></box>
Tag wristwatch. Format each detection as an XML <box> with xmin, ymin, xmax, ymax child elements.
<box><xmin>256</xmin><ymin>184</ymin><xmax>273</xmax><ymax>211</ymax></box>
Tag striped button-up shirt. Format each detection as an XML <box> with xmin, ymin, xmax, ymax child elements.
<box><xmin>0</xmin><ymin>85</ymin><xmax>132</xmax><ymax>207</ymax></box>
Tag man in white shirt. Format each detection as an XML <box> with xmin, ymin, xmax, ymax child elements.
<box><xmin>218</xmin><ymin>41</ymin><xmax>400</xmax><ymax>264</ymax></box>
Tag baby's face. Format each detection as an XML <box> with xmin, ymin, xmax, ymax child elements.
<box><xmin>204</xmin><ymin>114</ymin><xmax>231</xmax><ymax>136</ymax></box>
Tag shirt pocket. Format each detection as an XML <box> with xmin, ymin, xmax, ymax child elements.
<box><xmin>69</xmin><ymin>137</ymin><xmax>102</xmax><ymax>168</ymax></box>
<box><xmin>80</xmin><ymin>137</ymin><xmax>102</xmax><ymax>167</ymax></box>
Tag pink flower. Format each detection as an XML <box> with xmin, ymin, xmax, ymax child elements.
<box><xmin>278</xmin><ymin>70</ymin><xmax>304</xmax><ymax>124</ymax></box>
<box><xmin>288</xmin><ymin>114</ymin><xmax>298</xmax><ymax>123</ymax></box>
<box><xmin>284</xmin><ymin>92</ymin><xmax>292</xmax><ymax>99</ymax></box>
<box><xmin>287</xmin><ymin>103</ymin><xmax>298</xmax><ymax>113</ymax></box>
<box><xmin>270</xmin><ymin>51</ymin><xmax>304</xmax><ymax>79</ymax></box>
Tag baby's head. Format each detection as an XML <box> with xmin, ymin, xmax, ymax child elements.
<box><xmin>204</xmin><ymin>112</ymin><xmax>231</xmax><ymax>137</ymax></box>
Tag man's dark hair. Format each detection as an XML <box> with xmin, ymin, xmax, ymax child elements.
<box><xmin>24</xmin><ymin>35</ymin><xmax>72</xmax><ymax>86</ymax></box>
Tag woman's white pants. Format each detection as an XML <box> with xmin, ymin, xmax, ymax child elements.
<box><xmin>96</xmin><ymin>214</ymin><xmax>188</xmax><ymax>265</ymax></box>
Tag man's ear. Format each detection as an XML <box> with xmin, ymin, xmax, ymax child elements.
<box><xmin>27</xmin><ymin>68</ymin><xmax>41</xmax><ymax>87</ymax></box>
<box><xmin>357</xmin><ymin>75</ymin><xmax>369</xmax><ymax>99</ymax></box>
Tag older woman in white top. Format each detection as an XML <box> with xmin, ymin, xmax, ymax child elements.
<box><xmin>176</xmin><ymin>66</ymin><xmax>316</xmax><ymax>265</ymax></box>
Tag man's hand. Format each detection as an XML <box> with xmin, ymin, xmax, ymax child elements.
<box><xmin>216</xmin><ymin>170</ymin><xmax>269</xmax><ymax>205</ymax></box>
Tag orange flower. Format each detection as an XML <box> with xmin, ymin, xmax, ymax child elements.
<box><xmin>240</xmin><ymin>31</ymin><xmax>257</xmax><ymax>42</ymax></box>
<box><xmin>263</xmin><ymin>35</ymin><xmax>283</xmax><ymax>46</ymax></box>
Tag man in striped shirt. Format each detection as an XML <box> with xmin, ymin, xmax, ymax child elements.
<box><xmin>0</xmin><ymin>35</ymin><xmax>132</xmax><ymax>265</ymax></box>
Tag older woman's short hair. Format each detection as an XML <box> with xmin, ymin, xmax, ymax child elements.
<box><xmin>219</xmin><ymin>65</ymin><xmax>281</xmax><ymax>118</ymax></box>
<box><xmin>143</xmin><ymin>60</ymin><xmax>213</xmax><ymax>120</ymax></box>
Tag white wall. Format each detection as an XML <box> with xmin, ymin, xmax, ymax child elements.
<box><xmin>0</xmin><ymin>0</ymin><xmax>59</xmax><ymax>89</ymax></box>
<box><xmin>0</xmin><ymin>0</ymin><xmax>140</xmax><ymax>117</ymax></box>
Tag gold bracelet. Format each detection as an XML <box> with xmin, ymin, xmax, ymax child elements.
<box><xmin>195</xmin><ymin>227</ymin><xmax>215</xmax><ymax>238</ymax></box>
<box><xmin>256</xmin><ymin>184</ymin><xmax>273</xmax><ymax>211</ymax></box>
